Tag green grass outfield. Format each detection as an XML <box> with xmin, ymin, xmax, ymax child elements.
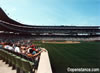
<box><xmin>34</xmin><ymin>41</ymin><xmax>100</xmax><ymax>73</ymax></box>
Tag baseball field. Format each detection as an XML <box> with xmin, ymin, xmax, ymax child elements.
<box><xmin>34</xmin><ymin>41</ymin><xmax>100</xmax><ymax>73</ymax></box>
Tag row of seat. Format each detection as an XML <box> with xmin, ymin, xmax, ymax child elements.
<box><xmin>0</xmin><ymin>48</ymin><xmax>35</xmax><ymax>73</ymax></box>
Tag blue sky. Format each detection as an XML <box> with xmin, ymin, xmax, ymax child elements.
<box><xmin>0</xmin><ymin>0</ymin><xmax>100</xmax><ymax>26</ymax></box>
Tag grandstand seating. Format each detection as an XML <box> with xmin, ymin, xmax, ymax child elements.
<box><xmin>0</xmin><ymin>48</ymin><xmax>35</xmax><ymax>73</ymax></box>
<box><xmin>0</xmin><ymin>7</ymin><xmax>100</xmax><ymax>40</ymax></box>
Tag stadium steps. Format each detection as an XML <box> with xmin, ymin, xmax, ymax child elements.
<box><xmin>0</xmin><ymin>60</ymin><xmax>16</xmax><ymax>73</ymax></box>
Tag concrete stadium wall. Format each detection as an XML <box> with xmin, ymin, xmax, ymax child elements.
<box><xmin>37</xmin><ymin>50</ymin><xmax>53</xmax><ymax>73</ymax></box>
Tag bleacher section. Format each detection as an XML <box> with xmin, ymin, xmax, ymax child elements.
<box><xmin>0</xmin><ymin>48</ymin><xmax>36</xmax><ymax>73</ymax></box>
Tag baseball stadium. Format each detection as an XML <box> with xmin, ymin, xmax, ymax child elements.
<box><xmin>0</xmin><ymin>2</ymin><xmax>100</xmax><ymax>73</ymax></box>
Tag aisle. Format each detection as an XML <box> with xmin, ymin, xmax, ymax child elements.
<box><xmin>0</xmin><ymin>60</ymin><xmax>16</xmax><ymax>73</ymax></box>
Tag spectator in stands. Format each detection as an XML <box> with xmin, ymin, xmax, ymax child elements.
<box><xmin>1</xmin><ymin>39</ymin><xmax>46</xmax><ymax>62</ymax></box>
<box><xmin>27</xmin><ymin>47</ymin><xmax>46</xmax><ymax>58</ymax></box>
<box><xmin>4</xmin><ymin>42</ymin><xmax>14</xmax><ymax>51</ymax></box>
<box><xmin>14</xmin><ymin>44</ymin><xmax>21</xmax><ymax>53</ymax></box>
<box><xmin>27</xmin><ymin>47</ymin><xmax>32</xmax><ymax>54</ymax></box>
<box><xmin>30</xmin><ymin>44</ymin><xmax>36</xmax><ymax>51</ymax></box>
<box><xmin>0</xmin><ymin>41</ymin><xmax>4</xmax><ymax>48</ymax></box>
<box><xmin>8</xmin><ymin>43</ymin><xmax>14</xmax><ymax>51</ymax></box>
<box><xmin>20</xmin><ymin>45</ymin><xmax>27</xmax><ymax>54</ymax></box>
